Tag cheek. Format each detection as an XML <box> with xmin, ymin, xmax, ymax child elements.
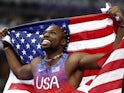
<box><xmin>51</xmin><ymin>35</ymin><xmax>63</xmax><ymax>46</ymax></box>
<box><xmin>52</xmin><ymin>39</ymin><xmax>61</xmax><ymax>46</ymax></box>
<box><xmin>52</xmin><ymin>41</ymin><xmax>59</xmax><ymax>46</ymax></box>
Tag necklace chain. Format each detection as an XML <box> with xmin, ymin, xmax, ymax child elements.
<box><xmin>44</xmin><ymin>53</ymin><xmax>63</xmax><ymax>62</ymax></box>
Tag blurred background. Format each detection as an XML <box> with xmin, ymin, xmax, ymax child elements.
<box><xmin>0</xmin><ymin>0</ymin><xmax>124</xmax><ymax>93</ymax></box>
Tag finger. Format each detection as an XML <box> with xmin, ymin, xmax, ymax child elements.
<box><xmin>108</xmin><ymin>6</ymin><xmax>123</xmax><ymax>20</ymax></box>
<box><xmin>109</xmin><ymin>6</ymin><xmax>119</xmax><ymax>14</ymax></box>
<box><xmin>0</xmin><ymin>27</ymin><xmax>8</xmax><ymax>33</ymax></box>
<box><xmin>0</xmin><ymin>27</ymin><xmax>8</xmax><ymax>39</ymax></box>
<box><xmin>0</xmin><ymin>27</ymin><xmax>8</xmax><ymax>36</ymax></box>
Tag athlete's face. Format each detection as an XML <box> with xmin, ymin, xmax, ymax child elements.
<box><xmin>41</xmin><ymin>25</ymin><xmax>66</xmax><ymax>51</ymax></box>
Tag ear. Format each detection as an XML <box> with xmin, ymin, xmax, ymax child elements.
<box><xmin>61</xmin><ymin>38</ymin><xmax>67</xmax><ymax>46</ymax></box>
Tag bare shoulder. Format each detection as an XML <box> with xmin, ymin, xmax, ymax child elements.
<box><xmin>31</xmin><ymin>56</ymin><xmax>42</xmax><ymax>63</ymax></box>
<box><xmin>68</xmin><ymin>52</ymin><xmax>88</xmax><ymax>60</ymax></box>
<box><xmin>65</xmin><ymin>52</ymin><xmax>88</xmax><ymax>76</ymax></box>
<box><xmin>30</xmin><ymin>56</ymin><xmax>42</xmax><ymax>68</ymax></box>
<box><xmin>66</xmin><ymin>52</ymin><xmax>88</xmax><ymax>66</ymax></box>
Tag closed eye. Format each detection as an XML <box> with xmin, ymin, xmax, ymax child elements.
<box><xmin>50</xmin><ymin>30</ymin><xmax>57</xmax><ymax>35</ymax></box>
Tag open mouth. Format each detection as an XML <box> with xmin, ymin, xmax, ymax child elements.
<box><xmin>41</xmin><ymin>39</ymin><xmax>51</xmax><ymax>45</ymax></box>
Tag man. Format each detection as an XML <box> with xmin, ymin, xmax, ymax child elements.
<box><xmin>0</xmin><ymin>6</ymin><xmax>124</xmax><ymax>93</ymax></box>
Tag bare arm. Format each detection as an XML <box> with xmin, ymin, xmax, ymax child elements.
<box><xmin>0</xmin><ymin>28</ymin><xmax>33</xmax><ymax>80</ymax></box>
<box><xmin>4</xmin><ymin>43</ymin><xmax>33</xmax><ymax>80</ymax></box>
<box><xmin>0</xmin><ymin>28</ymin><xmax>42</xmax><ymax>80</ymax></box>
<box><xmin>108</xmin><ymin>6</ymin><xmax>124</xmax><ymax>49</ymax></box>
<box><xmin>79</xmin><ymin>6</ymin><xmax>124</xmax><ymax>69</ymax></box>
<box><xmin>79</xmin><ymin>53</ymin><xmax>105</xmax><ymax>69</ymax></box>
<box><xmin>3</xmin><ymin>41</ymin><xmax>42</xmax><ymax>80</ymax></box>
<box><xmin>79</xmin><ymin>6</ymin><xmax>124</xmax><ymax>70</ymax></box>
<box><xmin>68</xmin><ymin>52</ymin><xmax>105</xmax><ymax>71</ymax></box>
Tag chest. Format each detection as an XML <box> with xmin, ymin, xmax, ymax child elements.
<box><xmin>34</xmin><ymin>54</ymin><xmax>69</xmax><ymax>89</ymax></box>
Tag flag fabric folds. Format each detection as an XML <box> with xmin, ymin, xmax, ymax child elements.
<box><xmin>88</xmin><ymin>38</ymin><xmax>124</xmax><ymax>93</ymax></box>
<box><xmin>3</xmin><ymin>13</ymin><xmax>123</xmax><ymax>93</ymax></box>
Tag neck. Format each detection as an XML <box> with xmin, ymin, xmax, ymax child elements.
<box><xmin>44</xmin><ymin>52</ymin><xmax>63</xmax><ymax>63</ymax></box>
<box><xmin>44</xmin><ymin>48</ymin><xmax>64</xmax><ymax>58</ymax></box>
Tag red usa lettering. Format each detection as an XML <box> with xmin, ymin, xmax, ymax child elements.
<box><xmin>36</xmin><ymin>75</ymin><xmax>60</xmax><ymax>90</ymax></box>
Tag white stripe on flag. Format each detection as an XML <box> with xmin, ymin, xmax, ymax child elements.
<box><xmin>68</xmin><ymin>33</ymin><xmax>115</xmax><ymax>51</ymax></box>
<box><xmin>90</xmin><ymin>68</ymin><xmax>124</xmax><ymax>88</ymax></box>
<box><xmin>104</xmin><ymin>88</ymin><xmax>122</xmax><ymax>93</ymax></box>
<box><xmin>69</xmin><ymin>18</ymin><xmax>113</xmax><ymax>34</ymax></box>
<box><xmin>103</xmin><ymin>48</ymin><xmax>124</xmax><ymax>67</ymax></box>
<box><xmin>6</xmin><ymin>90</ymin><xmax>30</xmax><ymax>93</ymax></box>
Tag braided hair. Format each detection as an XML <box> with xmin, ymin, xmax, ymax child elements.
<box><xmin>60</xmin><ymin>27</ymin><xmax>70</xmax><ymax>52</ymax></box>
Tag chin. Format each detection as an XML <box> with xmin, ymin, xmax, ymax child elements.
<box><xmin>42</xmin><ymin>46</ymin><xmax>51</xmax><ymax>51</ymax></box>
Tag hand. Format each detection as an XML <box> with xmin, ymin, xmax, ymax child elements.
<box><xmin>0</xmin><ymin>27</ymin><xmax>11</xmax><ymax>48</ymax></box>
<box><xmin>108</xmin><ymin>6</ymin><xmax>124</xmax><ymax>25</ymax></box>
<box><xmin>0</xmin><ymin>27</ymin><xmax>8</xmax><ymax>38</ymax></box>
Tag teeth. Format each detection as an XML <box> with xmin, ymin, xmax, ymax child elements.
<box><xmin>42</xmin><ymin>39</ymin><xmax>51</xmax><ymax>45</ymax></box>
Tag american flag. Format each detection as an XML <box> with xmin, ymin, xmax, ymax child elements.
<box><xmin>8</xmin><ymin>19</ymin><xmax>70</xmax><ymax>64</ymax></box>
<box><xmin>3</xmin><ymin>13</ymin><xmax>124</xmax><ymax>93</ymax></box>
<box><xmin>88</xmin><ymin>38</ymin><xmax>124</xmax><ymax>93</ymax></box>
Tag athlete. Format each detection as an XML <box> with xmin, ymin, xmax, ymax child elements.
<box><xmin>0</xmin><ymin>6</ymin><xmax>124</xmax><ymax>93</ymax></box>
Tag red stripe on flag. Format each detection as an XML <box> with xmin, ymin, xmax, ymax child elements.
<box><xmin>69</xmin><ymin>14</ymin><xmax>111</xmax><ymax>24</ymax></box>
<box><xmin>89</xmin><ymin>79</ymin><xmax>122</xmax><ymax>93</ymax></box>
<box><xmin>88</xmin><ymin>39</ymin><xmax>124</xmax><ymax>92</ymax></box>
<box><xmin>8</xmin><ymin>83</ymin><xmax>35</xmax><ymax>93</ymax></box>
<box><xmin>99</xmin><ymin>59</ymin><xmax>124</xmax><ymax>74</ymax></box>
<box><xmin>70</xmin><ymin>26</ymin><xmax>114</xmax><ymax>42</ymax></box>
